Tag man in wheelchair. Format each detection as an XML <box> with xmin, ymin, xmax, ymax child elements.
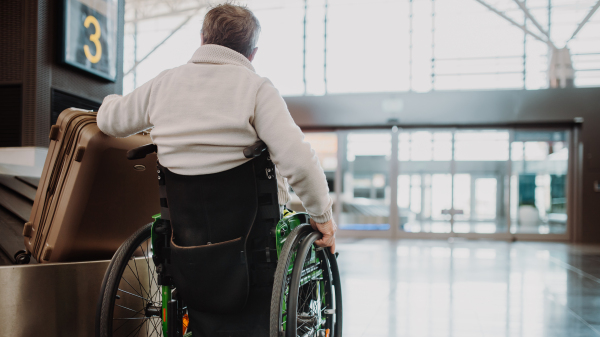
<box><xmin>96</xmin><ymin>3</ymin><xmax>340</xmax><ymax>337</ymax></box>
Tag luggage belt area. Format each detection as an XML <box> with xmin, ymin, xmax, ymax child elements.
<box><xmin>0</xmin><ymin>147</ymin><xmax>46</xmax><ymax>264</ymax></box>
<box><xmin>0</xmin><ymin>174</ymin><xmax>39</xmax><ymax>265</ymax></box>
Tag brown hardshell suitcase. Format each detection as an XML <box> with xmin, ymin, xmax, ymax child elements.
<box><xmin>23</xmin><ymin>108</ymin><xmax>160</xmax><ymax>263</ymax></box>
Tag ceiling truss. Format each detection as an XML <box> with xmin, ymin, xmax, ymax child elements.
<box><xmin>475</xmin><ymin>0</ymin><xmax>600</xmax><ymax>49</ymax></box>
<box><xmin>123</xmin><ymin>0</ymin><xmax>600</xmax><ymax>78</ymax></box>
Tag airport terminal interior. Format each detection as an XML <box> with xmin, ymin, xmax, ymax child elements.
<box><xmin>1</xmin><ymin>0</ymin><xmax>600</xmax><ymax>336</ymax></box>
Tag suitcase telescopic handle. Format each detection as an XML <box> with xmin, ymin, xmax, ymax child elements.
<box><xmin>127</xmin><ymin>144</ymin><xmax>158</xmax><ymax>160</ymax></box>
<box><xmin>243</xmin><ymin>140</ymin><xmax>268</xmax><ymax>159</ymax></box>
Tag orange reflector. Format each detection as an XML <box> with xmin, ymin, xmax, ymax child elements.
<box><xmin>163</xmin><ymin>308</ymin><xmax>167</xmax><ymax>322</ymax></box>
<box><xmin>326</xmin><ymin>329</ymin><xmax>330</xmax><ymax>337</ymax></box>
<box><xmin>183</xmin><ymin>313</ymin><xmax>189</xmax><ymax>333</ymax></box>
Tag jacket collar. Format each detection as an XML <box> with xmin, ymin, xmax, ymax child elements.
<box><xmin>188</xmin><ymin>44</ymin><xmax>255</xmax><ymax>72</ymax></box>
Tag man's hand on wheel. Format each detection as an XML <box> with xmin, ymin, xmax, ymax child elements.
<box><xmin>310</xmin><ymin>218</ymin><xmax>337</xmax><ymax>254</ymax></box>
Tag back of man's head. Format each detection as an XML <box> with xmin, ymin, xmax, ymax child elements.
<box><xmin>202</xmin><ymin>3</ymin><xmax>261</xmax><ymax>58</ymax></box>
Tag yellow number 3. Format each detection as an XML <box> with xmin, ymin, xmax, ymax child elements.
<box><xmin>83</xmin><ymin>15</ymin><xmax>102</xmax><ymax>64</ymax></box>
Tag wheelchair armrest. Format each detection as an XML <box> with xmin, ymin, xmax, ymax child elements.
<box><xmin>127</xmin><ymin>143</ymin><xmax>157</xmax><ymax>160</ymax></box>
<box><xmin>243</xmin><ymin>140</ymin><xmax>267</xmax><ymax>159</ymax></box>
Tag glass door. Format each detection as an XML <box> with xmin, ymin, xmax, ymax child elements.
<box><xmin>510</xmin><ymin>130</ymin><xmax>570</xmax><ymax>235</ymax></box>
<box><xmin>452</xmin><ymin>130</ymin><xmax>510</xmax><ymax>234</ymax></box>
<box><xmin>295</xmin><ymin>127</ymin><xmax>572</xmax><ymax>241</ymax></box>
<box><xmin>397</xmin><ymin>130</ymin><xmax>453</xmax><ymax>233</ymax></box>
<box><xmin>394</xmin><ymin>127</ymin><xmax>570</xmax><ymax>239</ymax></box>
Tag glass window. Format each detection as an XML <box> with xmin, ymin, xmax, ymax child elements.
<box><xmin>433</xmin><ymin>132</ymin><xmax>453</xmax><ymax>161</ymax></box>
<box><xmin>347</xmin><ymin>133</ymin><xmax>391</xmax><ymax>158</ymax></box>
<box><xmin>123</xmin><ymin>11</ymin><xmax>205</xmax><ymax>95</ymax></box>
<box><xmin>326</xmin><ymin>0</ymin><xmax>410</xmax><ymax>94</ymax></box>
<box><xmin>252</xmin><ymin>1</ymin><xmax>306</xmax><ymax>96</ymax></box>
<box><xmin>433</xmin><ymin>0</ymin><xmax>526</xmax><ymax>90</ymax></box>
<box><xmin>123</xmin><ymin>1</ymin><xmax>600</xmax><ymax>95</ymax></box>
<box><xmin>398</xmin><ymin>174</ymin><xmax>410</xmax><ymax>209</ymax></box>
<box><xmin>474</xmin><ymin>178</ymin><xmax>497</xmax><ymax>220</ymax></box>
<box><xmin>303</xmin><ymin>132</ymin><xmax>338</xmax><ymax>171</ymax></box>
<box><xmin>287</xmin><ymin>132</ymin><xmax>337</xmax><ymax>213</ymax></box>
<box><xmin>340</xmin><ymin>132</ymin><xmax>391</xmax><ymax>231</ymax></box>
<box><xmin>454</xmin><ymin>130</ymin><xmax>509</xmax><ymax>161</ymax></box>
<box><xmin>453</xmin><ymin>174</ymin><xmax>471</xmax><ymax>221</ymax></box>
<box><xmin>431</xmin><ymin>174</ymin><xmax>452</xmax><ymax>222</ymax></box>
<box><xmin>410</xmin><ymin>174</ymin><xmax>423</xmax><ymax>215</ymax></box>
<box><xmin>510</xmin><ymin>130</ymin><xmax>569</xmax><ymax>234</ymax></box>
<box><xmin>410</xmin><ymin>131</ymin><xmax>433</xmax><ymax>161</ymax></box>
<box><xmin>399</xmin><ymin>131</ymin><xmax>453</xmax><ymax>162</ymax></box>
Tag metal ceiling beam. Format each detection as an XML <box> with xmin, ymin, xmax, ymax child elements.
<box><xmin>125</xmin><ymin>0</ymin><xmax>207</xmax><ymax>23</ymax></box>
<box><xmin>512</xmin><ymin>0</ymin><xmax>556</xmax><ymax>49</ymax></box>
<box><xmin>127</xmin><ymin>6</ymin><xmax>198</xmax><ymax>23</ymax></box>
<box><xmin>568</xmin><ymin>0</ymin><xmax>600</xmax><ymax>42</ymax></box>
<box><xmin>474</xmin><ymin>0</ymin><xmax>551</xmax><ymax>45</ymax></box>
<box><xmin>124</xmin><ymin>8</ymin><xmax>202</xmax><ymax>77</ymax></box>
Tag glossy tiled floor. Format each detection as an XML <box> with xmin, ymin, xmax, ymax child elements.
<box><xmin>336</xmin><ymin>238</ymin><xmax>600</xmax><ymax>337</ymax></box>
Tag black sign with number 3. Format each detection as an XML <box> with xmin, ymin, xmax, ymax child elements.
<box><xmin>62</xmin><ymin>0</ymin><xmax>119</xmax><ymax>81</ymax></box>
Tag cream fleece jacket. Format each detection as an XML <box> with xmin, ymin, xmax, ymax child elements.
<box><xmin>97</xmin><ymin>44</ymin><xmax>332</xmax><ymax>223</ymax></box>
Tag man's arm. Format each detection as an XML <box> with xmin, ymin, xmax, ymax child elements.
<box><xmin>275</xmin><ymin>168</ymin><xmax>291</xmax><ymax>206</ymax></box>
<box><xmin>253</xmin><ymin>79</ymin><xmax>333</xmax><ymax>223</ymax></box>
<box><xmin>97</xmin><ymin>76</ymin><xmax>158</xmax><ymax>137</ymax></box>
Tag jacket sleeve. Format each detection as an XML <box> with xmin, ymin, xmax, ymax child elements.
<box><xmin>276</xmin><ymin>167</ymin><xmax>291</xmax><ymax>206</ymax></box>
<box><xmin>253</xmin><ymin>79</ymin><xmax>333</xmax><ymax>223</ymax></box>
<box><xmin>97</xmin><ymin>76</ymin><xmax>157</xmax><ymax>137</ymax></box>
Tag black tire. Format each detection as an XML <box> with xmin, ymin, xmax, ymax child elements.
<box><xmin>287</xmin><ymin>232</ymin><xmax>342</xmax><ymax>337</ymax></box>
<box><xmin>326</xmin><ymin>250</ymin><xmax>343</xmax><ymax>337</ymax></box>
<box><xmin>97</xmin><ymin>223</ymin><xmax>164</xmax><ymax>337</ymax></box>
<box><xmin>270</xmin><ymin>224</ymin><xmax>314</xmax><ymax>337</ymax></box>
<box><xmin>287</xmin><ymin>231</ymin><xmax>321</xmax><ymax>336</ymax></box>
<box><xmin>271</xmin><ymin>225</ymin><xmax>343</xmax><ymax>337</ymax></box>
<box><xmin>95</xmin><ymin>244</ymin><xmax>123</xmax><ymax>336</ymax></box>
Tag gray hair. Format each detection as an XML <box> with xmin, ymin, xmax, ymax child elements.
<box><xmin>202</xmin><ymin>3</ymin><xmax>261</xmax><ymax>57</ymax></box>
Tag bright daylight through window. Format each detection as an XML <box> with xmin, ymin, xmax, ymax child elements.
<box><xmin>123</xmin><ymin>0</ymin><xmax>600</xmax><ymax>95</ymax></box>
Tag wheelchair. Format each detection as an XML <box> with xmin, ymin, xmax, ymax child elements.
<box><xmin>95</xmin><ymin>141</ymin><xmax>342</xmax><ymax>337</ymax></box>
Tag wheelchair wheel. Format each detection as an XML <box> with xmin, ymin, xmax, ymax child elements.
<box><xmin>97</xmin><ymin>223</ymin><xmax>164</xmax><ymax>337</ymax></box>
<box><xmin>270</xmin><ymin>224</ymin><xmax>343</xmax><ymax>337</ymax></box>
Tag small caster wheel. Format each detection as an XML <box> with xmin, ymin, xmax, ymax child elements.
<box><xmin>14</xmin><ymin>250</ymin><xmax>31</xmax><ymax>265</ymax></box>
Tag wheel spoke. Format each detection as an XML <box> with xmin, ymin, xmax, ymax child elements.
<box><xmin>294</xmin><ymin>247</ymin><xmax>327</xmax><ymax>336</ymax></box>
<box><xmin>116</xmin><ymin>304</ymin><xmax>145</xmax><ymax>315</ymax></box>
<box><xmin>139</xmin><ymin>244</ymin><xmax>157</xmax><ymax>308</ymax></box>
<box><xmin>127</xmin><ymin>261</ymin><xmax>150</xmax><ymax>300</ymax></box>
<box><xmin>118</xmin><ymin>288</ymin><xmax>154</xmax><ymax>303</ymax></box>
<box><xmin>120</xmin><ymin>273</ymin><xmax>147</xmax><ymax>300</ymax></box>
<box><xmin>132</xmin><ymin>254</ymin><xmax>149</xmax><ymax>299</ymax></box>
<box><xmin>148</xmin><ymin>316</ymin><xmax>162</xmax><ymax>336</ymax></box>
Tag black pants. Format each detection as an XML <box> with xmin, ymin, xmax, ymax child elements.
<box><xmin>188</xmin><ymin>275</ymin><xmax>276</xmax><ymax>337</ymax></box>
<box><xmin>162</xmin><ymin>157</ymin><xmax>280</xmax><ymax>337</ymax></box>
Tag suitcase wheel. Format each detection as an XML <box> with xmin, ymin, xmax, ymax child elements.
<box><xmin>14</xmin><ymin>250</ymin><xmax>31</xmax><ymax>265</ymax></box>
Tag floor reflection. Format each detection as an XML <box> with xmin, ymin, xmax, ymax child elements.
<box><xmin>337</xmin><ymin>239</ymin><xmax>600</xmax><ymax>337</ymax></box>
